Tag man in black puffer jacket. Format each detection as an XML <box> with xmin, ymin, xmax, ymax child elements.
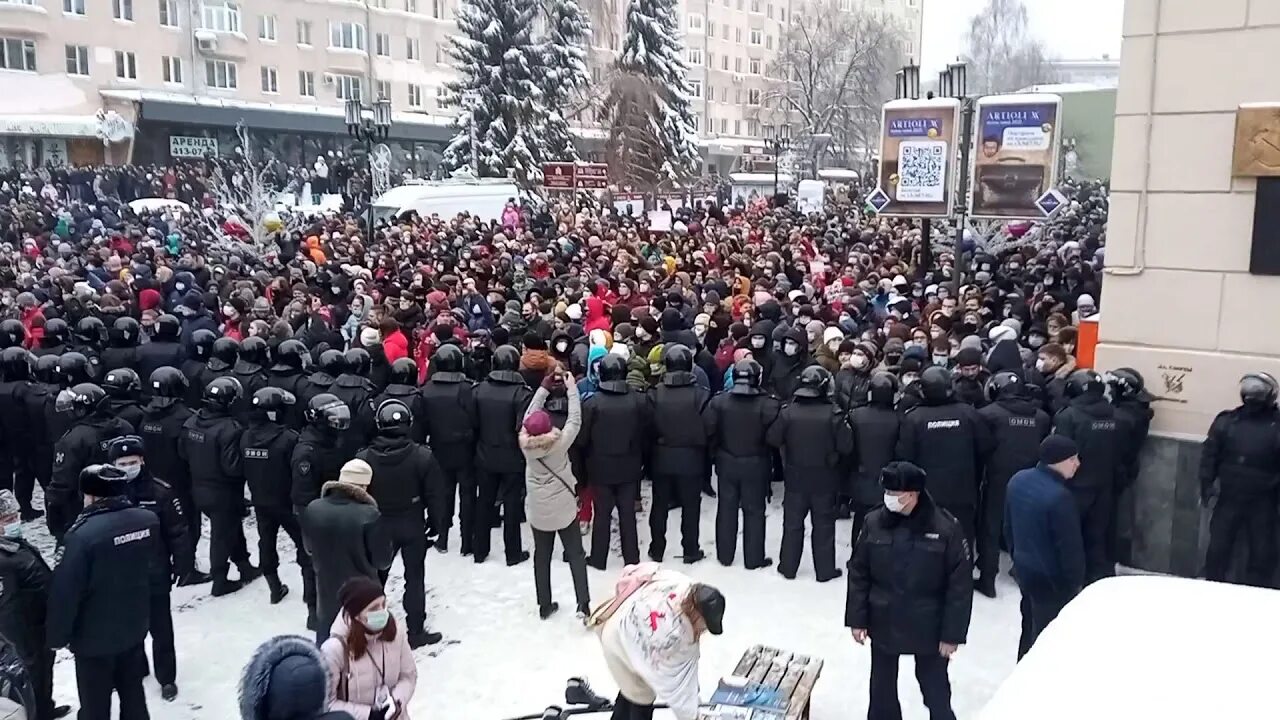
<box><xmin>421</xmin><ymin>345</ymin><xmax>477</xmax><ymax>555</ymax></box>
<box><xmin>646</xmin><ymin>345</ymin><xmax>710</xmax><ymax>564</ymax></box>
<box><xmin>847</xmin><ymin>372</ymin><xmax>900</xmax><ymax>544</ymax></box>
<box><xmin>471</xmin><ymin>345</ymin><xmax>532</xmax><ymax>565</ymax></box>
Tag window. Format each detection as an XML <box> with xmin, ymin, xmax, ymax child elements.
<box><xmin>748</xmin><ymin>58</ymin><xmax>760</xmax><ymax>74</ymax></box>
<box><xmin>734</xmin><ymin>56</ymin><xmax>742</xmax><ymax>71</ymax></box>
<box><xmin>431</xmin><ymin>0</ymin><xmax>442</xmax><ymax>17</ymax></box>
<box><xmin>259</xmin><ymin>66</ymin><xmax>277</xmax><ymax>92</ymax></box>
<box><xmin>376</xmin><ymin>79</ymin><xmax>390</xmax><ymax>99</ymax></box>
<box><xmin>63</xmin><ymin>0</ymin><xmax>84</xmax><ymax>14</ymax></box>
<box><xmin>297</xmin><ymin>19</ymin><xmax>312</xmax><ymax>45</ymax></box>
<box><xmin>0</xmin><ymin>38</ymin><xmax>34</xmax><ymax>70</ymax></box>
<box><xmin>113</xmin><ymin>50</ymin><xmax>137</xmax><ymax>79</ymax></box>
<box><xmin>435</xmin><ymin>45</ymin><xmax>443</xmax><ymax>63</ymax></box>
<box><xmin>707</xmin><ymin>21</ymin><xmax>714</xmax><ymax>36</ymax></box>
<box><xmin>336</xmin><ymin>74</ymin><xmax>362</xmax><ymax>101</ymax></box>
<box><xmin>778</xmin><ymin>6</ymin><xmax>784</xmax><ymax>21</ymax></box>
<box><xmin>258</xmin><ymin>14</ymin><xmax>277</xmax><ymax>40</ymax></box>
<box><xmin>406</xmin><ymin>37</ymin><xmax>420</xmax><ymax>60</ymax></box>
<box><xmin>747</xmin><ymin>119</ymin><xmax>758</xmax><ymax>136</ymax></box>
<box><xmin>766</xmin><ymin>3</ymin><xmax>772</xmax><ymax>17</ymax></box>
<box><xmin>747</xmin><ymin>88</ymin><xmax>761</xmax><ymax>105</ymax></box>
<box><xmin>838</xmin><ymin>0</ymin><xmax>850</xmax><ymax>9</ymax></box>
<box><xmin>162</xmin><ymin>55</ymin><xmax>182</xmax><ymax>83</ymax></box>
<box><xmin>763</xmin><ymin>124</ymin><xmax>774</xmax><ymax>139</ymax></box>
<box><xmin>719</xmin><ymin>117</ymin><xmax>727</xmax><ymax>133</ymax></box>
<box><xmin>720</xmin><ymin>55</ymin><xmax>727</xmax><ymax>70</ymax></box>
<box><xmin>408</xmin><ymin>83</ymin><xmax>422</xmax><ymax>107</ymax></box>
<box><xmin>405</xmin><ymin>0</ymin><xmax>417</xmax><ymax>10</ymax></box>
<box><xmin>734</xmin><ymin>88</ymin><xmax>741</xmax><ymax>104</ymax></box>
<box><xmin>113</xmin><ymin>0</ymin><xmax>133</xmax><ymax>20</ymax></box>
<box><xmin>205</xmin><ymin>59</ymin><xmax>238</xmax><ymax>89</ymax></box>
<box><xmin>750</xmin><ymin>0</ymin><xmax>760</xmax><ymax>11</ymax></box>
<box><xmin>733</xmin><ymin>119</ymin><xmax>740</xmax><ymax>135</ymax></box>
<box><xmin>65</xmin><ymin>45</ymin><xmax>89</xmax><ymax>75</ymax></box>
<box><xmin>687</xmin><ymin>13</ymin><xmax>703</xmax><ymax>31</ymax></box>
<box><xmin>688</xmin><ymin>80</ymin><xmax>702</xmax><ymax>98</ymax></box>
<box><xmin>749</xmin><ymin>28</ymin><xmax>762</xmax><ymax>45</ymax></box>
<box><xmin>692</xmin><ymin>114</ymin><xmax>700</xmax><ymax>132</ymax></box>
<box><xmin>374</xmin><ymin>32</ymin><xmax>390</xmax><ymax>56</ymax></box>
<box><xmin>330</xmin><ymin>21</ymin><xmax>366</xmax><ymax>50</ymax></box>
<box><xmin>202</xmin><ymin>0</ymin><xmax>240</xmax><ymax>33</ymax></box>
<box><xmin>734</xmin><ymin>28</ymin><xmax>741</xmax><ymax>42</ymax></box>
<box><xmin>707</xmin><ymin>52</ymin><xmax>714</xmax><ymax>68</ymax></box>
<box><xmin>905</xmin><ymin>40</ymin><xmax>913</xmax><ymax>55</ymax></box>
<box><xmin>687</xmin><ymin>48</ymin><xmax>702</xmax><ymax>66</ymax></box>
<box><xmin>766</xmin><ymin>35</ymin><xmax>772</xmax><ymax>49</ymax></box>
<box><xmin>722</xmin><ymin>24</ymin><xmax>728</xmax><ymax>39</ymax></box>
<box><xmin>299</xmin><ymin>70</ymin><xmax>315</xmax><ymax>96</ymax></box>
<box><xmin>158</xmin><ymin>0</ymin><xmax>177</xmax><ymax>26</ymax></box>
<box><xmin>435</xmin><ymin>85</ymin><xmax>448</xmax><ymax>107</ymax></box>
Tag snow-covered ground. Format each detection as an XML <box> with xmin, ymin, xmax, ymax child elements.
<box><xmin>32</xmin><ymin>486</ymin><xmax>1022</xmax><ymax>719</ymax></box>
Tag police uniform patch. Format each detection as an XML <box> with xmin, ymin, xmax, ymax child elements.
<box><xmin>298</xmin><ymin>460</ymin><xmax>311</xmax><ymax>475</ymax></box>
<box><xmin>54</xmin><ymin>452</ymin><xmax>64</xmax><ymax>465</ymax></box>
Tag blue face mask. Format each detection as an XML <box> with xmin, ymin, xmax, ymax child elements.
<box><xmin>3</xmin><ymin>522</ymin><xmax>20</xmax><ymax>538</ymax></box>
<box><xmin>363</xmin><ymin>609</ymin><xmax>389</xmax><ymax>632</ymax></box>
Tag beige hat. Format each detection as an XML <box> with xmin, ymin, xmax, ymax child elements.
<box><xmin>338</xmin><ymin>459</ymin><xmax>373</xmax><ymax>488</ymax></box>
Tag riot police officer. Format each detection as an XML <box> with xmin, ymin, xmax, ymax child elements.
<box><xmin>48</xmin><ymin>383</ymin><xmax>133</xmax><ymax>542</ymax></box>
<box><xmin>264</xmin><ymin>339</ymin><xmax>310</xmax><ymax>429</ymax></box>
<box><xmin>138</xmin><ymin>367</ymin><xmax>204</xmax><ymax>585</ymax></box>
<box><xmin>1108</xmin><ymin>367</ymin><xmax>1154</xmax><ymax>563</ymax></box>
<box><xmin>1200</xmin><ymin>372</ymin><xmax>1280</xmax><ymax>587</ymax></box>
<box><xmin>0</xmin><ymin>348</ymin><xmax>33</xmax><ymax>509</ymax></box>
<box><xmin>1052</xmin><ymin>369</ymin><xmax>1127</xmax><ymax>584</ymax></box>
<box><xmin>0</xmin><ymin>319</ymin><xmax>23</xmax><ymax>350</ymax></box>
<box><xmin>22</xmin><ymin>354</ymin><xmax>60</xmax><ymax>519</ymax></box>
<box><xmin>975</xmin><ymin>371</ymin><xmax>1050</xmax><ymax>597</ymax></box>
<box><xmin>299</xmin><ymin>349</ymin><xmax>345</xmax><ymax>410</ymax></box>
<box><xmin>646</xmin><ymin>344</ymin><xmax>710</xmax><ymax>564</ymax></box>
<box><xmin>107</xmin><ymin>436</ymin><xmax>193</xmax><ymax>702</ymax></box>
<box><xmin>420</xmin><ymin>346</ymin><xmax>477</xmax><ymax>554</ymax></box>
<box><xmin>31</xmin><ymin>318</ymin><xmax>69</xmax><ymax>358</ymax></box>
<box><xmin>180</xmin><ymin>377</ymin><xmax>258</xmax><ymax>596</ymax></box>
<box><xmin>102</xmin><ymin>368</ymin><xmax>146</xmax><ymax>430</ymax></box>
<box><xmin>332</xmin><ymin>348</ymin><xmax>377</xmax><ymax>455</ymax></box>
<box><xmin>180</xmin><ymin>329</ymin><xmax>216</xmax><ymax>407</ymax></box>
<box><xmin>196</xmin><ymin>337</ymin><xmax>239</xmax><ymax>395</ymax></box>
<box><xmin>134</xmin><ymin>315</ymin><xmax>186</xmax><ymax>389</ymax></box>
<box><xmin>69</xmin><ymin>317</ymin><xmax>106</xmax><ymax>378</ymax></box>
<box><xmin>769</xmin><ymin>366</ymin><xmax>852</xmax><ymax>582</ymax></box>
<box><xmin>357</xmin><ymin>399</ymin><xmax>446</xmax><ymax>648</ymax></box>
<box><xmin>847</xmin><ymin>372</ymin><xmax>901</xmax><ymax>544</ymax></box>
<box><xmin>705</xmin><ymin>359</ymin><xmax>779</xmax><ymax>570</ymax></box>
<box><xmin>0</xmin><ymin>489</ymin><xmax>65</xmax><ymax>719</ymax></box>
<box><xmin>370</xmin><ymin>358</ymin><xmax>426</xmax><ymax>442</ymax></box>
<box><xmin>100</xmin><ymin>317</ymin><xmax>140</xmax><ymax>375</ymax></box>
<box><xmin>231</xmin><ymin>336</ymin><xmax>270</xmax><ymax>423</ymax></box>
<box><xmin>240</xmin><ymin>388</ymin><xmax>312</xmax><ymax>613</ymax></box>
<box><xmin>472</xmin><ymin>345</ymin><xmax>532</xmax><ymax>565</ymax></box>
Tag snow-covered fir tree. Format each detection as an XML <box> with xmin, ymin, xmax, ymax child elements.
<box><xmin>538</xmin><ymin>0</ymin><xmax>592</xmax><ymax>162</ymax></box>
<box><xmin>608</xmin><ymin>0</ymin><xmax>701</xmax><ymax>183</ymax></box>
<box><xmin>443</xmin><ymin>0</ymin><xmax>549</xmax><ymax>187</ymax></box>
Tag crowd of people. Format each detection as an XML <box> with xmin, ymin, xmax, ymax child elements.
<box><xmin>0</xmin><ymin>161</ymin><xmax>1267</xmax><ymax>720</ymax></box>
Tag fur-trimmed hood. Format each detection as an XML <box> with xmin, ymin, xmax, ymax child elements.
<box><xmin>320</xmin><ymin>481</ymin><xmax>377</xmax><ymax>508</ymax></box>
<box><xmin>518</xmin><ymin>427</ymin><xmax>562</xmax><ymax>457</ymax></box>
<box><xmin>239</xmin><ymin>634</ymin><xmax>352</xmax><ymax>720</ymax></box>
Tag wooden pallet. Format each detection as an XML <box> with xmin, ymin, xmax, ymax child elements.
<box><xmin>704</xmin><ymin>645</ymin><xmax>823</xmax><ymax>720</ymax></box>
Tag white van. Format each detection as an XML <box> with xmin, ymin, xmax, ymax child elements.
<box><xmin>371</xmin><ymin>179</ymin><xmax>519</xmax><ymax>225</ymax></box>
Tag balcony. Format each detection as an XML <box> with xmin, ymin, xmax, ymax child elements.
<box><xmin>0</xmin><ymin>2</ymin><xmax>50</xmax><ymax>36</ymax></box>
<box><xmin>194</xmin><ymin>28</ymin><xmax>249</xmax><ymax>60</ymax></box>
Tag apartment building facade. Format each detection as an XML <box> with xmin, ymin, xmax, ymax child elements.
<box><xmin>0</xmin><ymin>0</ymin><xmax>921</xmax><ymax>174</ymax></box>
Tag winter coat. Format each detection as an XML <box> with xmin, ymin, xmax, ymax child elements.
<box><xmin>381</xmin><ymin>329</ymin><xmax>409</xmax><ymax>364</ymax></box>
<box><xmin>519</xmin><ymin>386</ymin><xmax>581</xmax><ymax>532</ymax></box>
<box><xmin>896</xmin><ymin>401</ymin><xmax>992</xmax><ymax>508</ymax></box>
<box><xmin>1052</xmin><ymin>396</ymin><xmax>1127</xmax><ymax>489</ymax></box>
<box><xmin>1004</xmin><ymin>463</ymin><xmax>1086</xmax><ymax>597</ymax></box>
<box><xmin>239</xmin><ymin>634</ymin><xmax>354</xmax><ymax>720</ymax></box>
<box><xmin>1199</xmin><ymin>404</ymin><xmax>1280</xmax><ymax>498</ymax></box>
<box><xmin>301</xmin><ymin>483</ymin><xmax>394</xmax><ymax>641</ymax></box>
<box><xmin>321</xmin><ymin>613</ymin><xmax>417</xmax><ymax>720</ymax></box>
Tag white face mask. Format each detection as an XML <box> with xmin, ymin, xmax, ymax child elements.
<box><xmin>750</xmin><ymin>336</ymin><xmax>766</xmax><ymax>349</ymax></box>
<box><xmin>783</xmin><ymin>341</ymin><xmax>800</xmax><ymax>357</ymax></box>
<box><xmin>827</xmin><ymin>339</ymin><xmax>841</xmax><ymax>352</ymax></box>
<box><xmin>363</xmin><ymin>608</ymin><xmax>389</xmax><ymax>632</ymax></box>
<box><xmin>118</xmin><ymin>464</ymin><xmax>142</xmax><ymax>480</ymax></box>
<box><xmin>852</xmin><ymin>354</ymin><xmax>869</xmax><ymax>370</ymax></box>
<box><xmin>884</xmin><ymin>493</ymin><xmax>908</xmax><ymax>514</ymax></box>
<box><xmin>2</xmin><ymin>521</ymin><xmax>20</xmax><ymax>538</ymax></box>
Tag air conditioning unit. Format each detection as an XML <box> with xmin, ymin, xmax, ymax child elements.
<box><xmin>731</xmin><ymin>74</ymin><xmax>744</xmax><ymax>84</ymax></box>
<box><xmin>322</xmin><ymin>73</ymin><xmax>336</xmax><ymax>86</ymax></box>
<box><xmin>194</xmin><ymin>29</ymin><xmax>217</xmax><ymax>53</ymax></box>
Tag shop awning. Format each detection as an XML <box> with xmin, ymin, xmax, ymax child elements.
<box><xmin>0</xmin><ymin>113</ymin><xmax>131</xmax><ymax>139</ymax></box>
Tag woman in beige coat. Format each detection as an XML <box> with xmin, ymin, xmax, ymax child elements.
<box><xmin>520</xmin><ymin>363</ymin><xmax>591</xmax><ymax>621</ymax></box>
<box><xmin>321</xmin><ymin>577</ymin><xmax>417</xmax><ymax>720</ymax></box>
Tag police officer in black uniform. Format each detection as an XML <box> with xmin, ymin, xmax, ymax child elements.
<box><xmin>370</xmin><ymin>358</ymin><xmax>426</xmax><ymax>442</ymax></box>
<box><xmin>180</xmin><ymin>377</ymin><xmax>259</xmax><ymax>596</ymax></box>
<box><xmin>134</xmin><ymin>315</ymin><xmax>186</xmax><ymax>391</ymax></box>
<box><xmin>56</xmin><ymin>351</ymin><xmax>95</xmax><ymax>388</ymax></box>
<box><xmin>1107</xmin><ymin>367</ymin><xmax>1154</xmax><ymax>563</ymax></box>
<box><xmin>646</xmin><ymin>344</ymin><xmax>710</xmax><ymax>564</ymax></box>
<box><xmin>578</xmin><ymin>353</ymin><xmax>650</xmax><ymax>570</ymax></box>
<box><xmin>69</xmin><ymin>317</ymin><xmax>106</xmax><ymax>379</ymax></box>
<box><xmin>357</xmin><ymin>399</ymin><xmax>446</xmax><ymax>648</ymax></box>
<box><xmin>102</xmin><ymin>368</ymin><xmax>146</xmax><ymax>431</ymax></box>
<box><xmin>100</xmin><ymin>317</ymin><xmax>141</xmax><ymax>375</ymax></box>
<box><xmin>106</xmin><ymin>436</ymin><xmax>192</xmax><ymax>702</ymax></box>
<box><xmin>1052</xmin><ymin>369</ymin><xmax>1127</xmax><ymax>584</ymax></box>
<box><xmin>139</xmin><ymin>367</ymin><xmax>206</xmax><ymax>585</ymax></box>
<box><xmin>31</xmin><ymin>318</ymin><xmax>69</xmax><ymax>358</ymax></box>
<box><xmin>705</xmin><ymin>359</ymin><xmax>779</xmax><ymax>570</ymax></box>
<box><xmin>848</xmin><ymin>372</ymin><xmax>901</xmax><ymax>544</ymax></box>
<box><xmin>1200</xmin><ymin>372</ymin><xmax>1280</xmax><ymax>587</ymax></box>
<box><xmin>22</xmin><ymin>354</ymin><xmax>59</xmax><ymax>519</ymax></box>
<box><xmin>298</xmin><ymin>349</ymin><xmax>345</xmax><ymax>410</ymax></box>
<box><xmin>48</xmin><ymin>464</ymin><xmax>159</xmax><ymax>720</ymax></box>
<box><xmin>264</xmin><ymin>339</ymin><xmax>311</xmax><ymax>429</ymax></box>
<box><xmin>0</xmin><ymin>348</ymin><xmax>33</xmax><ymax>509</ymax></box>
<box><xmin>472</xmin><ymin>345</ymin><xmax>532</xmax><ymax>565</ymax></box>
<box><xmin>196</xmin><ymin>337</ymin><xmax>239</xmax><ymax>396</ymax></box>
<box><xmin>331</xmin><ymin>348</ymin><xmax>378</xmax><ymax>456</ymax></box>
<box><xmin>420</xmin><ymin>346</ymin><xmax>477</xmax><ymax>554</ymax></box>
<box><xmin>896</xmin><ymin>366</ymin><xmax>992</xmax><ymax>563</ymax></box>
<box><xmin>769</xmin><ymin>366</ymin><xmax>852</xmax><ymax>582</ymax></box>
<box><xmin>0</xmin><ymin>319</ymin><xmax>23</xmax><ymax>350</ymax></box>
<box><xmin>240</xmin><ymin>388</ymin><xmax>313</xmax><ymax>614</ymax></box>
<box><xmin>231</xmin><ymin>336</ymin><xmax>270</xmax><ymax>423</ymax></box>
<box><xmin>180</xmin><ymin>329</ymin><xmax>216</xmax><ymax>407</ymax></box>
<box><xmin>290</xmin><ymin>393</ymin><xmax>350</xmax><ymax>631</ymax></box>
<box><xmin>49</xmin><ymin>383</ymin><xmax>134</xmax><ymax>543</ymax></box>
<box><xmin>975</xmin><ymin>371</ymin><xmax>1050</xmax><ymax>597</ymax></box>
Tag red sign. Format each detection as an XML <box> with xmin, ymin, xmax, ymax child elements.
<box><xmin>542</xmin><ymin>162</ymin><xmax>575</xmax><ymax>189</ymax></box>
<box><xmin>575</xmin><ymin>163</ymin><xmax>609</xmax><ymax>189</ymax></box>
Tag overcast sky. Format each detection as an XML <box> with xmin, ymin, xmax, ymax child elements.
<box><xmin>920</xmin><ymin>0</ymin><xmax>1124</xmax><ymax>74</ymax></box>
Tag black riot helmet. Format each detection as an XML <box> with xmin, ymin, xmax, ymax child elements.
<box><xmin>318</xmin><ymin>349</ymin><xmax>346</xmax><ymax>375</ymax></box>
<box><xmin>0</xmin><ymin>319</ymin><xmax>25</xmax><ymax>348</ymax></box>
<box><xmin>42</xmin><ymin>318</ymin><xmax>69</xmax><ymax>346</ymax></box>
<box><xmin>110</xmin><ymin>317</ymin><xmax>141</xmax><ymax>347</ymax></box>
<box><xmin>0</xmin><ymin>347</ymin><xmax>31</xmax><ymax>382</ymax></box>
<box><xmin>730</xmin><ymin>359</ymin><xmax>764</xmax><ymax>396</ymax></box>
<box><xmin>74</xmin><ymin>316</ymin><xmax>106</xmax><ymax>347</ymax></box>
<box><xmin>434</xmin><ymin>344</ymin><xmax>465</xmax><ymax>374</ymax></box>
<box><xmin>272</xmin><ymin>339</ymin><xmax>309</xmax><ymax>372</ymax></box>
<box><xmin>190</xmin><ymin>329</ymin><xmax>217</xmax><ymax>362</ymax></box>
<box><xmin>1065</xmin><ymin>369</ymin><xmax>1105</xmax><ymax>400</ymax></box>
<box><xmin>985</xmin><ymin>371</ymin><xmax>1025</xmax><ymax>403</ymax></box>
<box><xmin>305</xmin><ymin>393</ymin><xmax>352</xmax><ymax>431</ymax></box>
<box><xmin>149</xmin><ymin>366</ymin><xmax>189</xmax><ymax>399</ymax></box>
<box><xmin>389</xmin><ymin>358</ymin><xmax>418</xmax><ymax>386</ymax></box>
<box><xmin>867</xmin><ymin>371</ymin><xmax>898</xmax><ymax>407</ymax></box>
<box><xmin>343</xmin><ymin>348</ymin><xmax>371</xmax><ymax>376</ymax></box>
<box><xmin>56</xmin><ymin>352</ymin><xmax>93</xmax><ymax>386</ymax></box>
<box><xmin>55</xmin><ymin>382</ymin><xmax>106</xmax><ymax>419</ymax></box>
<box><xmin>1240</xmin><ymin>372</ymin><xmax>1278</xmax><ymax>409</ymax></box>
<box><xmin>102</xmin><ymin>368</ymin><xmax>141</xmax><ymax>399</ymax></box>
<box><xmin>597</xmin><ymin>354</ymin><xmax>629</xmax><ymax>394</ymax></box>
<box><xmin>239</xmin><ymin>336</ymin><xmax>268</xmax><ymax>366</ymax></box>
<box><xmin>210</xmin><ymin>337</ymin><xmax>240</xmax><ymax>366</ymax></box>
<box><xmin>1108</xmin><ymin>367</ymin><xmax>1153</xmax><ymax>402</ymax></box>
<box><xmin>33</xmin><ymin>355</ymin><xmax>60</xmax><ymax>384</ymax></box>
<box><xmin>202</xmin><ymin>376</ymin><xmax>243</xmax><ymax>411</ymax></box>
<box><xmin>492</xmin><ymin>345</ymin><xmax>520</xmax><ymax>372</ymax></box>
<box><xmin>252</xmin><ymin>387</ymin><xmax>297</xmax><ymax>422</ymax></box>
<box><xmin>375</xmin><ymin>399</ymin><xmax>413</xmax><ymax>436</ymax></box>
<box><xmin>793</xmin><ymin>365</ymin><xmax>832</xmax><ymax>399</ymax></box>
<box><xmin>662</xmin><ymin>344</ymin><xmax>694</xmax><ymax>373</ymax></box>
<box><xmin>153</xmin><ymin>314</ymin><xmax>181</xmax><ymax>341</ymax></box>
<box><xmin>919</xmin><ymin>366</ymin><xmax>954</xmax><ymax>404</ymax></box>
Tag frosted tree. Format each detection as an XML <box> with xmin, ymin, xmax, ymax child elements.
<box><xmin>606</xmin><ymin>0</ymin><xmax>701</xmax><ymax>184</ymax></box>
<box><xmin>539</xmin><ymin>0</ymin><xmax>593</xmax><ymax>161</ymax></box>
<box><xmin>206</xmin><ymin>122</ymin><xmax>298</xmax><ymax>253</ymax></box>
<box><xmin>963</xmin><ymin>0</ymin><xmax>1057</xmax><ymax>94</ymax></box>
<box><xmin>444</xmin><ymin>0</ymin><xmax>549</xmax><ymax>187</ymax></box>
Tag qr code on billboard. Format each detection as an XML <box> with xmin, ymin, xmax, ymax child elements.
<box><xmin>896</xmin><ymin>140</ymin><xmax>947</xmax><ymax>203</ymax></box>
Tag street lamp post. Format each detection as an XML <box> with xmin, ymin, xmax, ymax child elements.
<box><xmin>346</xmin><ymin>95</ymin><xmax>392</xmax><ymax>235</ymax></box>
<box><xmin>767</xmin><ymin>132</ymin><xmax>790</xmax><ymax>197</ymax></box>
<box><xmin>896</xmin><ymin>62</ymin><xmax>930</xmax><ymax>280</ymax></box>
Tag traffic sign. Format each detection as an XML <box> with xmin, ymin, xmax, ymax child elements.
<box><xmin>542</xmin><ymin>162</ymin><xmax>575</xmax><ymax>189</ymax></box>
<box><xmin>866</xmin><ymin>187</ymin><xmax>891</xmax><ymax>213</ymax></box>
<box><xmin>1036</xmin><ymin>188</ymin><xmax>1066</xmax><ymax>217</ymax></box>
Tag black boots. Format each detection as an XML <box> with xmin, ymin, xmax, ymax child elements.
<box><xmin>539</xmin><ymin>602</ymin><xmax>560</xmax><ymax>620</ymax></box>
<box><xmin>408</xmin><ymin>630</ymin><xmax>443</xmax><ymax>648</ymax></box>
<box><xmin>161</xmin><ymin>683</ymin><xmax>178</xmax><ymax>701</ymax></box>
<box><xmin>210</xmin><ymin>576</ymin><xmax>242</xmax><ymax>597</ymax></box>
<box><xmin>237</xmin><ymin>562</ymin><xmax>262</xmax><ymax>585</ymax></box>
<box><xmin>266</xmin><ymin>574</ymin><xmax>290</xmax><ymax>604</ymax></box>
